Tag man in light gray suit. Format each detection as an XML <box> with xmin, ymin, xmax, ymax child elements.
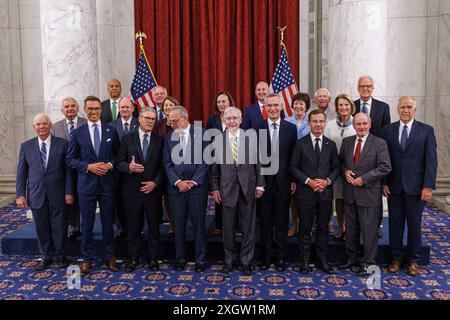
<box><xmin>212</xmin><ymin>107</ymin><xmax>265</xmax><ymax>276</ymax></box>
<box><xmin>339</xmin><ymin>113</ymin><xmax>391</xmax><ymax>275</ymax></box>
<box><xmin>51</xmin><ymin>97</ymin><xmax>87</xmax><ymax>240</ymax></box>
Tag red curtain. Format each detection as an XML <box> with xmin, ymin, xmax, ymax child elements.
<box><xmin>134</xmin><ymin>0</ymin><xmax>299</xmax><ymax>124</ymax></box>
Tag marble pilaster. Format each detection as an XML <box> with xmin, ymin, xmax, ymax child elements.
<box><xmin>328</xmin><ymin>0</ymin><xmax>387</xmax><ymax>99</ymax></box>
<box><xmin>40</xmin><ymin>0</ymin><xmax>99</xmax><ymax>122</ymax></box>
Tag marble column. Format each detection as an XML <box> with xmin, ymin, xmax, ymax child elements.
<box><xmin>327</xmin><ymin>0</ymin><xmax>387</xmax><ymax>99</ymax></box>
<box><xmin>40</xmin><ymin>0</ymin><xmax>99</xmax><ymax>122</ymax></box>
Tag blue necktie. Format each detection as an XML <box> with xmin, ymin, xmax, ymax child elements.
<box><xmin>93</xmin><ymin>124</ymin><xmax>100</xmax><ymax>156</ymax></box>
<box><xmin>158</xmin><ymin>109</ymin><xmax>164</xmax><ymax>121</ymax></box>
<box><xmin>123</xmin><ymin>122</ymin><xmax>129</xmax><ymax>136</ymax></box>
<box><xmin>361</xmin><ymin>102</ymin><xmax>368</xmax><ymax>114</ymax></box>
<box><xmin>40</xmin><ymin>142</ymin><xmax>47</xmax><ymax>170</ymax></box>
<box><xmin>401</xmin><ymin>124</ymin><xmax>408</xmax><ymax>151</ymax></box>
<box><xmin>69</xmin><ymin>121</ymin><xmax>75</xmax><ymax>139</ymax></box>
<box><xmin>143</xmin><ymin>133</ymin><xmax>149</xmax><ymax>159</ymax></box>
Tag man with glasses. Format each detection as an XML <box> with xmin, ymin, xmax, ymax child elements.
<box><xmin>354</xmin><ymin>75</ymin><xmax>391</xmax><ymax>238</ymax></box>
<box><xmin>67</xmin><ymin>96</ymin><xmax>121</xmax><ymax>276</ymax></box>
<box><xmin>51</xmin><ymin>97</ymin><xmax>87</xmax><ymax>241</ymax></box>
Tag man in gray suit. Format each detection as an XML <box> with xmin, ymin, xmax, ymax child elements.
<box><xmin>51</xmin><ymin>97</ymin><xmax>87</xmax><ymax>240</ymax></box>
<box><xmin>339</xmin><ymin>112</ymin><xmax>391</xmax><ymax>275</ymax></box>
<box><xmin>212</xmin><ymin>107</ymin><xmax>265</xmax><ymax>276</ymax></box>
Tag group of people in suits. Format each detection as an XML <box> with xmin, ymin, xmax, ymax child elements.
<box><xmin>16</xmin><ymin>76</ymin><xmax>437</xmax><ymax>277</ymax></box>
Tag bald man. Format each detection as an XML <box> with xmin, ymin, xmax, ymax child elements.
<box><xmin>16</xmin><ymin>114</ymin><xmax>74</xmax><ymax>271</ymax></box>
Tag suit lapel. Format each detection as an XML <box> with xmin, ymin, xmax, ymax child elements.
<box><xmin>404</xmin><ymin>120</ymin><xmax>418</xmax><ymax>151</ymax></box>
<box><xmin>33</xmin><ymin>137</ymin><xmax>45</xmax><ymax>175</ymax></box>
<box><xmin>307</xmin><ymin>137</ymin><xmax>319</xmax><ymax>165</ymax></box>
<box><xmin>356</xmin><ymin>134</ymin><xmax>371</xmax><ymax>167</ymax></box>
<box><xmin>134</xmin><ymin>132</ymin><xmax>145</xmax><ymax>162</ymax></box>
<box><xmin>62</xmin><ymin>121</ymin><xmax>70</xmax><ymax>140</ymax></box>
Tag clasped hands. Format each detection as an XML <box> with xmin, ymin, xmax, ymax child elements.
<box><xmin>176</xmin><ymin>180</ymin><xmax>197</xmax><ymax>193</ymax></box>
<box><xmin>345</xmin><ymin>170</ymin><xmax>364</xmax><ymax>187</ymax></box>
<box><xmin>307</xmin><ymin>179</ymin><xmax>329</xmax><ymax>192</ymax></box>
<box><xmin>88</xmin><ymin>162</ymin><xmax>112</xmax><ymax>176</ymax></box>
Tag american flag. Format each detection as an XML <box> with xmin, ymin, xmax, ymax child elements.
<box><xmin>130</xmin><ymin>45</ymin><xmax>158</xmax><ymax>111</ymax></box>
<box><xmin>269</xmin><ymin>45</ymin><xmax>298</xmax><ymax>117</ymax></box>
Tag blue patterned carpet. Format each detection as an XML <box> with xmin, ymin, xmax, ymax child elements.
<box><xmin>0</xmin><ymin>202</ymin><xmax>449</xmax><ymax>300</ymax></box>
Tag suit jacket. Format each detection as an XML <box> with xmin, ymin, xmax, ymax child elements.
<box><xmin>256</xmin><ymin>120</ymin><xmax>297</xmax><ymax>195</ymax></box>
<box><xmin>340</xmin><ymin>134</ymin><xmax>391</xmax><ymax>207</ymax></box>
<box><xmin>111</xmin><ymin>116</ymin><xmax>139</xmax><ymax>142</ymax></box>
<box><xmin>206</xmin><ymin>114</ymin><xmax>225</xmax><ymax>132</ymax></box>
<box><xmin>289</xmin><ymin>134</ymin><xmax>341</xmax><ymax>201</ymax></box>
<box><xmin>211</xmin><ymin>129</ymin><xmax>265</xmax><ymax>207</ymax></box>
<box><xmin>101</xmin><ymin>98</ymin><xmax>139</xmax><ymax>124</ymax></box>
<box><xmin>162</xmin><ymin>125</ymin><xmax>209</xmax><ymax>195</ymax></box>
<box><xmin>354</xmin><ymin>98</ymin><xmax>390</xmax><ymax>137</ymax></box>
<box><xmin>117</xmin><ymin>131</ymin><xmax>164</xmax><ymax>198</ymax></box>
<box><xmin>66</xmin><ymin>122</ymin><xmax>120</xmax><ymax>194</ymax></box>
<box><xmin>51</xmin><ymin>117</ymin><xmax>87</xmax><ymax>141</ymax></box>
<box><xmin>241</xmin><ymin>102</ymin><xmax>285</xmax><ymax>130</ymax></box>
<box><xmin>16</xmin><ymin>136</ymin><xmax>73</xmax><ymax>209</ymax></box>
<box><xmin>381</xmin><ymin>120</ymin><xmax>437</xmax><ymax>195</ymax></box>
<box><xmin>155</xmin><ymin>118</ymin><xmax>173</xmax><ymax>137</ymax></box>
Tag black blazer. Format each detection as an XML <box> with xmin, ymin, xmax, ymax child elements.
<box><xmin>289</xmin><ymin>134</ymin><xmax>341</xmax><ymax>201</ymax></box>
<box><xmin>354</xmin><ymin>98</ymin><xmax>391</xmax><ymax>138</ymax></box>
<box><xmin>117</xmin><ymin>131</ymin><xmax>164</xmax><ymax>198</ymax></box>
<box><xmin>101</xmin><ymin>99</ymin><xmax>140</xmax><ymax>124</ymax></box>
<box><xmin>257</xmin><ymin>120</ymin><xmax>297</xmax><ymax>195</ymax></box>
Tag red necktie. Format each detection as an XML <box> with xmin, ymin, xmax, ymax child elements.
<box><xmin>262</xmin><ymin>105</ymin><xmax>268</xmax><ymax>120</ymax></box>
<box><xmin>354</xmin><ymin>138</ymin><xmax>362</xmax><ymax>164</ymax></box>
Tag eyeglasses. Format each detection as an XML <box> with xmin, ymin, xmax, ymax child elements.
<box><xmin>141</xmin><ymin>116</ymin><xmax>156</xmax><ymax>121</ymax></box>
<box><xmin>224</xmin><ymin>116</ymin><xmax>240</xmax><ymax>121</ymax></box>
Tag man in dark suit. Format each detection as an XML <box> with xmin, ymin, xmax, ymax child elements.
<box><xmin>354</xmin><ymin>76</ymin><xmax>391</xmax><ymax>238</ymax></box>
<box><xmin>289</xmin><ymin>109</ymin><xmax>341</xmax><ymax>274</ymax></box>
<box><xmin>163</xmin><ymin>106</ymin><xmax>209</xmax><ymax>272</ymax></box>
<box><xmin>16</xmin><ymin>114</ymin><xmax>73</xmax><ymax>270</ymax></box>
<box><xmin>51</xmin><ymin>97</ymin><xmax>87</xmax><ymax>241</ymax></box>
<box><xmin>101</xmin><ymin>79</ymin><xmax>122</xmax><ymax>124</ymax></box>
<box><xmin>340</xmin><ymin>113</ymin><xmax>391</xmax><ymax>275</ymax></box>
<box><xmin>257</xmin><ymin>94</ymin><xmax>297</xmax><ymax>271</ymax></box>
<box><xmin>117</xmin><ymin>107</ymin><xmax>164</xmax><ymax>272</ymax></box>
<box><xmin>152</xmin><ymin>86</ymin><xmax>168</xmax><ymax>122</ymax></box>
<box><xmin>382</xmin><ymin>96</ymin><xmax>437</xmax><ymax>276</ymax></box>
<box><xmin>212</xmin><ymin>107</ymin><xmax>265</xmax><ymax>276</ymax></box>
<box><xmin>110</xmin><ymin>97</ymin><xmax>140</xmax><ymax>239</ymax></box>
<box><xmin>67</xmin><ymin>96</ymin><xmax>121</xmax><ymax>276</ymax></box>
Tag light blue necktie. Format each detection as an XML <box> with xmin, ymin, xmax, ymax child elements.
<box><xmin>400</xmin><ymin>124</ymin><xmax>408</xmax><ymax>151</ymax></box>
<box><xmin>143</xmin><ymin>133</ymin><xmax>149</xmax><ymax>159</ymax></box>
<box><xmin>69</xmin><ymin>121</ymin><xmax>75</xmax><ymax>139</ymax></box>
<box><xmin>123</xmin><ymin>122</ymin><xmax>129</xmax><ymax>136</ymax></box>
<box><xmin>40</xmin><ymin>142</ymin><xmax>47</xmax><ymax>169</ymax></box>
<box><xmin>361</xmin><ymin>102</ymin><xmax>368</xmax><ymax>114</ymax></box>
<box><xmin>93</xmin><ymin>124</ymin><xmax>100</xmax><ymax>156</ymax></box>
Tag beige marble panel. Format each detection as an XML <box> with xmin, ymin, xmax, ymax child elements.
<box><xmin>387</xmin><ymin>0</ymin><xmax>427</xmax><ymax>18</ymax></box>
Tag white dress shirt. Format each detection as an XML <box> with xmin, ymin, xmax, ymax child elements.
<box><xmin>360</xmin><ymin>97</ymin><xmax>372</xmax><ymax>115</ymax></box>
<box><xmin>398</xmin><ymin>118</ymin><xmax>414</xmax><ymax>144</ymax></box>
<box><xmin>121</xmin><ymin>117</ymin><xmax>132</xmax><ymax>129</ymax></box>
<box><xmin>353</xmin><ymin>133</ymin><xmax>369</xmax><ymax>156</ymax></box>
<box><xmin>138</xmin><ymin>128</ymin><xmax>151</xmax><ymax>150</ymax></box>
<box><xmin>66</xmin><ymin>116</ymin><xmax>79</xmax><ymax>131</ymax></box>
<box><xmin>268</xmin><ymin>118</ymin><xmax>281</xmax><ymax>141</ymax></box>
<box><xmin>38</xmin><ymin>135</ymin><xmax>51</xmax><ymax>166</ymax></box>
<box><xmin>305</xmin><ymin>133</ymin><xmax>331</xmax><ymax>185</ymax></box>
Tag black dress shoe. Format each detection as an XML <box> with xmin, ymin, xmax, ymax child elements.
<box><xmin>318</xmin><ymin>261</ymin><xmax>338</xmax><ymax>274</ymax></box>
<box><xmin>259</xmin><ymin>258</ymin><xmax>271</xmax><ymax>271</ymax></box>
<box><xmin>242</xmin><ymin>265</ymin><xmax>252</xmax><ymax>276</ymax></box>
<box><xmin>126</xmin><ymin>260</ymin><xmax>139</xmax><ymax>272</ymax></box>
<box><xmin>148</xmin><ymin>259</ymin><xmax>160</xmax><ymax>271</ymax></box>
<box><xmin>57</xmin><ymin>257</ymin><xmax>69</xmax><ymax>268</ymax></box>
<box><xmin>68</xmin><ymin>231</ymin><xmax>81</xmax><ymax>241</ymax></box>
<box><xmin>175</xmin><ymin>260</ymin><xmax>186</xmax><ymax>271</ymax></box>
<box><xmin>275</xmin><ymin>260</ymin><xmax>286</xmax><ymax>272</ymax></box>
<box><xmin>34</xmin><ymin>259</ymin><xmax>52</xmax><ymax>271</ymax></box>
<box><xmin>195</xmin><ymin>262</ymin><xmax>206</xmax><ymax>272</ymax></box>
<box><xmin>352</xmin><ymin>264</ymin><xmax>371</xmax><ymax>276</ymax></box>
<box><xmin>340</xmin><ymin>259</ymin><xmax>357</xmax><ymax>269</ymax></box>
<box><xmin>222</xmin><ymin>264</ymin><xmax>233</xmax><ymax>274</ymax></box>
<box><xmin>295</xmin><ymin>263</ymin><xmax>311</xmax><ymax>274</ymax></box>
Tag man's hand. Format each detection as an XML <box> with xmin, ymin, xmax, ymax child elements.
<box><xmin>87</xmin><ymin>162</ymin><xmax>109</xmax><ymax>176</ymax></box>
<box><xmin>16</xmin><ymin>196</ymin><xmax>27</xmax><ymax>208</ymax></box>
<box><xmin>255</xmin><ymin>189</ymin><xmax>264</xmax><ymax>199</ymax></box>
<box><xmin>176</xmin><ymin>181</ymin><xmax>192</xmax><ymax>193</ymax></box>
<box><xmin>129</xmin><ymin>155</ymin><xmax>145</xmax><ymax>173</ymax></box>
<box><xmin>307</xmin><ymin>179</ymin><xmax>318</xmax><ymax>191</ymax></box>
<box><xmin>186</xmin><ymin>181</ymin><xmax>197</xmax><ymax>189</ymax></box>
<box><xmin>382</xmin><ymin>185</ymin><xmax>391</xmax><ymax>198</ymax></box>
<box><xmin>421</xmin><ymin>188</ymin><xmax>433</xmax><ymax>202</ymax></box>
<box><xmin>345</xmin><ymin>170</ymin><xmax>356</xmax><ymax>184</ymax></box>
<box><xmin>65</xmin><ymin>195</ymin><xmax>74</xmax><ymax>205</ymax></box>
<box><xmin>352</xmin><ymin>177</ymin><xmax>364</xmax><ymax>187</ymax></box>
<box><xmin>291</xmin><ymin>183</ymin><xmax>297</xmax><ymax>195</ymax></box>
<box><xmin>212</xmin><ymin>190</ymin><xmax>222</xmax><ymax>204</ymax></box>
<box><xmin>140</xmin><ymin>181</ymin><xmax>157</xmax><ymax>194</ymax></box>
<box><xmin>314</xmin><ymin>179</ymin><xmax>328</xmax><ymax>193</ymax></box>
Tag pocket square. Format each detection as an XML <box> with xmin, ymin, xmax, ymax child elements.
<box><xmin>107</xmin><ymin>138</ymin><xmax>111</xmax><ymax>142</ymax></box>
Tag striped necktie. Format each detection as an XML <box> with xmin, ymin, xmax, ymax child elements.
<box><xmin>40</xmin><ymin>142</ymin><xmax>47</xmax><ymax>169</ymax></box>
<box><xmin>123</xmin><ymin>122</ymin><xmax>129</xmax><ymax>136</ymax></box>
<box><xmin>232</xmin><ymin>136</ymin><xmax>238</xmax><ymax>164</ymax></box>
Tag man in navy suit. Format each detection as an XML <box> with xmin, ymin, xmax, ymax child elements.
<box><xmin>257</xmin><ymin>94</ymin><xmax>297</xmax><ymax>271</ymax></box>
<box><xmin>110</xmin><ymin>97</ymin><xmax>140</xmax><ymax>239</ymax></box>
<box><xmin>117</xmin><ymin>107</ymin><xmax>164</xmax><ymax>272</ymax></box>
<box><xmin>382</xmin><ymin>96</ymin><xmax>437</xmax><ymax>276</ymax></box>
<box><xmin>289</xmin><ymin>109</ymin><xmax>341</xmax><ymax>274</ymax></box>
<box><xmin>16</xmin><ymin>114</ymin><xmax>73</xmax><ymax>271</ymax></box>
<box><xmin>355</xmin><ymin>76</ymin><xmax>391</xmax><ymax>238</ymax></box>
<box><xmin>242</xmin><ymin>81</ymin><xmax>285</xmax><ymax>130</ymax></box>
<box><xmin>67</xmin><ymin>96</ymin><xmax>121</xmax><ymax>276</ymax></box>
<box><xmin>163</xmin><ymin>106</ymin><xmax>209</xmax><ymax>272</ymax></box>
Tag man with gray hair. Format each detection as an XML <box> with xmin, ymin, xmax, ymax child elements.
<box><xmin>339</xmin><ymin>112</ymin><xmax>391</xmax><ymax>275</ymax></box>
<box><xmin>17</xmin><ymin>114</ymin><xmax>74</xmax><ymax>270</ymax></box>
<box><xmin>152</xmin><ymin>85</ymin><xmax>168</xmax><ymax>121</ymax></box>
<box><xmin>312</xmin><ymin>88</ymin><xmax>336</xmax><ymax>121</ymax></box>
<box><xmin>51</xmin><ymin>97</ymin><xmax>87</xmax><ymax>240</ymax></box>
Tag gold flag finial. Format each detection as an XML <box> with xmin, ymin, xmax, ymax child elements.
<box><xmin>135</xmin><ymin>31</ymin><xmax>147</xmax><ymax>46</ymax></box>
<box><xmin>276</xmin><ymin>26</ymin><xmax>287</xmax><ymax>46</ymax></box>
